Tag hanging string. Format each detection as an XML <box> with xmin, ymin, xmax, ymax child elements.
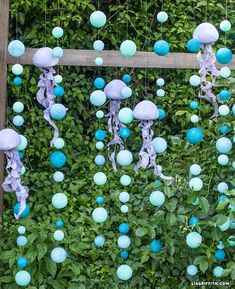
<box><xmin>44</xmin><ymin>0</ymin><xmax>47</xmax><ymax>46</ymax></box>
<box><xmin>224</xmin><ymin>0</ymin><xmax>228</xmax><ymax>47</ymax></box>
<box><xmin>205</xmin><ymin>0</ymin><xmax>208</xmax><ymax>22</ymax></box>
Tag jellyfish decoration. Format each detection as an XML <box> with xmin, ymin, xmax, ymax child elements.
<box><xmin>133</xmin><ymin>100</ymin><xmax>172</xmax><ymax>180</ymax></box>
<box><xmin>0</xmin><ymin>129</ymin><xmax>29</xmax><ymax>219</ymax></box>
<box><xmin>33</xmin><ymin>47</ymin><xmax>66</xmax><ymax>146</ymax></box>
<box><xmin>104</xmin><ymin>79</ymin><xmax>131</xmax><ymax>170</ymax></box>
<box><xmin>193</xmin><ymin>23</ymin><xmax>220</xmax><ymax>118</ymax></box>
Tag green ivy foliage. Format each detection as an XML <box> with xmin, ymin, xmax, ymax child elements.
<box><xmin>0</xmin><ymin>0</ymin><xmax>235</xmax><ymax>288</ymax></box>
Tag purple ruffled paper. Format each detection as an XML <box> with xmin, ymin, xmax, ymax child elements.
<box><xmin>2</xmin><ymin>150</ymin><xmax>29</xmax><ymax>219</ymax></box>
<box><xmin>37</xmin><ymin>67</ymin><xmax>59</xmax><ymax>146</ymax></box>
<box><xmin>197</xmin><ymin>44</ymin><xmax>220</xmax><ymax>118</ymax></box>
<box><xmin>134</xmin><ymin>120</ymin><xmax>172</xmax><ymax>180</ymax></box>
<box><xmin>106</xmin><ymin>99</ymin><xmax>125</xmax><ymax>171</ymax></box>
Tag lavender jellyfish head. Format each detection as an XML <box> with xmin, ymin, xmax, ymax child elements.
<box><xmin>193</xmin><ymin>23</ymin><xmax>219</xmax><ymax>44</ymax></box>
<box><xmin>33</xmin><ymin>47</ymin><xmax>59</xmax><ymax>68</ymax></box>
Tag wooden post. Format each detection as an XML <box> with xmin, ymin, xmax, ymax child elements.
<box><xmin>0</xmin><ymin>0</ymin><xmax>9</xmax><ymax>219</ymax></box>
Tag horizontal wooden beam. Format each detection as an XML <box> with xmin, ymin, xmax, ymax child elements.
<box><xmin>6</xmin><ymin>48</ymin><xmax>235</xmax><ymax>69</ymax></box>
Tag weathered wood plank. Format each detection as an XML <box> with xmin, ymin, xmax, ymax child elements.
<box><xmin>7</xmin><ymin>48</ymin><xmax>235</xmax><ymax>69</ymax></box>
<box><xmin>0</xmin><ymin>0</ymin><xmax>9</xmax><ymax>218</ymax></box>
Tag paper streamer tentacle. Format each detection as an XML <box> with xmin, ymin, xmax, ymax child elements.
<box><xmin>197</xmin><ymin>44</ymin><xmax>220</xmax><ymax>118</ymax></box>
<box><xmin>2</xmin><ymin>150</ymin><xmax>29</xmax><ymax>219</ymax></box>
<box><xmin>37</xmin><ymin>67</ymin><xmax>59</xmax><ymax>146</ymax></box>
<box><xmin>134</xmin><ymin>120</ymin><xmax>172</xmax><ymax>180</ymax></box>
<box><xmin>106</xmin><ymin>99</ymin><xmax>125</xmax><ymax>171</ymax></box>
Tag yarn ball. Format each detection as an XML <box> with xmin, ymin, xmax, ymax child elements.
<box><xmin>92</xmin><ymin>207</ymin><xmax>108</xmax><ymax>223</ymax></box>
<box><xmin>51</xmin><ymin>247</ymin><xmax>67</xmax><ymax>263</ymax></box>
<box><xmin>93</xmin><ymin>172</ymin><xmax>107</xmax><ymax>185</ymax></box>
<box><xmin>52</xmin><ymin>27</ymin><xmax>64</xmax><ymax>38</ymax></box>
<box><xmin>149</xmin><ymin>191</ymin><xmax>165</xmax><ymax>207</ymax></box>
<box><xmin>216</xmin><ymin>48</ymin><xmax>232</xmax><ymax>64</ymax></box>
<box><xmin>50</xmin><ymin>151</ymin><xmax>66</xmax><ymax>168</ymax></box>
<box><xmin>8</xmin><ymin>40</ymin><xmax>25</xmax><ymax>57</ymax></box>
<box><xmin>13</xmin><ymin>203</ymin><xmax>30</xmax><ymax>218</ymax></box>
<box><xmin>90</xmin><ymin>90</ymin><xmax>107</xmax><ymax>106</ymax></box>
<box><xmin>90</xmin><ymin>11</ymin><xmax>107</xmax><ymax>28</ymax></box>
<box><xmin>17</xmin><ymin>257</ymin><xmax>28</xmax><ymax>269</ymax></box>
<box><xmin>52</xmin><ymin>193</ymin><xmax>68</xmax><ymax>209</ymax></box>
<box><xmin>150</xmin><ymin>240</ymin><xmax>162</xmax><ymax>253</ymax></box>
<box><xmin>187</xmin><ymin>39</ymin><xmax>200</xmax><ymax>53</ymax></box>
<box><xmin>117</xmin><ymin>150</ymin><xmax>133</xmax><ymax>166</ymax></box>
<box><xmin>94</xmin><ymin>236</ymin><xmax>105</xmax><ymax>247</ymax></box>
<box><xmin>116</xmin><ymin>264</ymin><xmax>133</xmax><ymax>281</ymax></box>
<box><xmin>120</xmin><ymin>40</ymin><xmax>137</xmax><ymax>57</ymax></box>
<box><xmin>93</xmin><ymin>40</ymin><xmax>104</xmax><ymax>51</ymax></box>
<box><xmin>186</xmin><ymin>232</ymin><xmax>202</xmax><ymax>248</ymax></box>
<box><xmin>50</xmin><ymin>104</ymin><xmax>67</xmax><ymax>120</ymax></box>
<box><xmin>119</xmin><ymin>127</ymin><xmax>131</xmax><ymax>139</ymax></box>
<box><xmin>15</xmin><ymin>271</ymin><xmax>31</xmax><ymax>286</ymax></box>
<box><xmin>153</xmin><ymin>40</ymin><xmax>170</xmax><ymax>56</ymax></box>
<box><xmin>186</xmin><ymin>128</ymin><xmax>203</xmax><ymax>144</ymax></box>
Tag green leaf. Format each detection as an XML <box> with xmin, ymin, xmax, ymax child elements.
<box><xmin>198</xmin><ymin>197</ymin><xmax>210</xmax><ymax>214</ymax></box>
<box><xmin>45</xmin><ymin>258</ymin><xmax>57</xmax><ymax>277</ymax></box>
<box><xmin>135</xmin><ymin>228</ymin><xmax>147</xmax><ymax>237</ymax></box>
<box><xmin>37</xmin><ymin>243</ymin><xmax>48</xmax><ymax>260</ymax></box>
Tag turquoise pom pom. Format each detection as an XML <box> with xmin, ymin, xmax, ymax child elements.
<box><xmin>119</xmin><ymin>127</ymin><xmax>130</xmax><ymax>139</ymax></box>
<box><xmin>17</xmin><ymin>257</ymin><xmax>28</xmax><ymax>269</ymax></box>
<box><xmin>15</xmin><ymin>271</ymin><xmax>31</xmax><ymax>286</ymax></box>
<box><xmin>93</xmin><ymin>40</ymin><xmax>104</xmax><ymax>51</ymax></box>
<box><xmin>54</xmin><ymin>86</ymin><xmax>65</xmax><ymax>97</ymax></box>
<box><xmin>120</xmin><ymin>175</ymin><xmax>131</xmax><ymax>186</ymax></box>
<box><xmin>216</xmin><ymin>48</ymin><xmax>232</xmax><ymax>64</ymax></box>
<box><xmin>94</xmin><ymin>235</ymin><xmax>105</xmax><ymax>247</ymax></box>
<box><xmin>94</xmin><ymin>77</ymin><xmax>105</xmax><ymax>89</ymax></box>
<box><xmin>220</xmin><ymin>66</ymin><xmax>231</xmax><ymax>78</ymax></box>
<box><xmin>13</xmin><ymin>203</ymin><xmax>30</xmax><ymax>218</ymax></box>
<box><xmin>213</xmin><ymin>266</ymin><xmax>224</xmax><ymax>277</ymax></box>
<box><xmin>154</xmin><ymin>40</ymin><xmax>170</xmax><ymax>56</ymax></box>
<box><xmin>95</xmin><ymin>155</ymin><xmax>105</xmax><ymax>166</ymax></box>
<box><xmin>52</xmin><ymin>27</ymin><xmax>64</xmax><ymax>38</ymax></box>
<box><xmin>90</xmin><ymin>90</ymin><xmax>106</xmax><ymax>106</ymax></box>
<box><xmin>50</xmin><ymin>151</ymin><xmax>67</xmax><ymax>168</ymax></box>
<box><xmin>122</xmin><ymin>74</ymin><xmax>132</xmax><ymax>83</ymax></box>
<box><xmin>116</xmin><ymin>264</ymin><xmax>133</xmax><ymax>281</ymax></box>
<box><xmin>149</xmin><ymin>191</ymin><xmax>165</xmax><ymax>206</ymax></box>
<box><xmin>186</xmin><ymin>232</ymin><xmax>202</xmax><ymax>248</ymax></box>
<box><xmin>54</xmin><ymin>138</ymin><xmax>65</xmax><ymax>149</ymax></box>
<box><xmin>118</xmin><ymin>235</ymin><xmax>131</xmax><ymax>248</ymax></box>
<box><xmin>13</xmin><ymin>115</ymin><xmax>24</xmax><ymax>127</ymax></box>
<box><xmin>51</xmin><ymin>247</ymin><xmax>67</xmax><ymax>263</ymax></box>
<box><xmin>120</xmin><ymin>40</ymin><xmax>137</xmax><ymax>57</ymax></box>
<box><xmin>152</xmin><ymin>137</ymin><xmax>167</xmax><ymax>153</ymax></box>
<box><xmin>187</xmin><ymin>39</ymin><xmax>200</xmax><ymax>53</ymax></box>
<box><xmin>53</xmin><ymin>230</ymin><xmax>64</xmax><ymax>241</ymax></box>
<box><xmin>189</xmin><ymin>177</ymin><xmax>203</xmax><ymax>191</ymax></box>
<box><xmin>186</xmin><ymin>128</ymin><xmax>203</xmax><ymax>144</ymax></box>
<box><xmin>50</xmin><ymin>104</ymin><xmax>67</xmax><ymax>120</ymax></box>
<box><xmin>17</xmin><ymin>236</ymin><xmax>28</xmax><ymax>247</ymax></box>
<box><xmin>150</xmin><ymin>240</ymin><xmax>162</xmax><ymax>253</ymax></box>
<box><xmin>13</xmin><ymin>101</ymin><xmax>24</xmax><ymax>113</ymax></box>
<box><xmin>8</xmin><ymin>40</ymin><xmax>25</xmax><ymax>57</ymax></box>
<box><xmin>12</xmin><ymin>64</ymin><xmax>23</xmax><ymax>75</ymax></box>
<box><xmin>52</xmin><ymin>193</ymin><xmax>68</xmax><ymax>209</ymax></box>
<box><xmin>187</xmin><ymin>265</ymin><xmax>198</xmax><ymax>276</ymax></box>
<box><xmin>157</xmin><ymin>11</ymin><xmax>168</xmax><ymax>23</ymax></box>
<box><xmin>118</xmin><ymin>108</ymin><xmax>133</xmax><ymax>124</ymax></box>
<box><xmin>55</xmin><ymin>220</ymin><xmax>64</xmax><ymax>228</ymax></box>
<box><xmin>18</xmin><ymin>226</ymin><xmax>26</xmax><ymax>234</ymax></box>
<box><xmin>117</xmin><ymin>150</ymin><xmax>133</xmax><ymax>166</ymax></box>
<box><xmin>93</xmin><ymin>172</ymin><xmax>107</xmax><ymax>185</ymax></box>
<box><xmin>52</xmin><ymin>47</ymin><xmax>64</xmax><ymax>58</ymax></box>
<box><xmin>216</xmin><ymin>137</ymin><xmax>232</xmax><ymax>154</ymax></box>
<box><xmin>92</xmin><ymin>207</ymin><xmax>108</xmax><ymax>223</ymax></box>
<box><xmin>13</xmin><ymin>76</ymin><xmax>23</xmax><ymax>86</ymax></box>
<box><xmin>90</xmin><ymin>11</ymin><xmax>107</xmax><ymax>28</ymax></box>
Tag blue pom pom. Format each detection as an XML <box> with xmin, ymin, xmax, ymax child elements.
<box><xmin>215</xmin><ymin>249</ymin><xmax>225</xmax><ymax>261</ymax></box>
<box><xmin>120</xmin><ymin>250</ymin><xmax>128</xmax><ymax>259</ymax></box>
<box><xmin>13</xmin><ymin>76</ymin><xmax>23</xmax><ymax>86</ymax></box>
<box><xmin>50</xmin><ymin>151</ymin><xmax>67</xmax><ymax>168</ymax></box>
<box><xmin>219</xmin><ymin>90</ymin><xmax>231</xmax><ymax>101</ymax></box>
<box><xmin>218</xmin><ymin>194</ymin><xmax>229</xmax><ymax>202</ymax></box>
<box><xmin>50</xmin><ymin>104</ymin><xmax>67</xmax><ymax>120</ymax></box>
<box><xmin>189</xmin><ymin>216</ymin><xmax>200</xmax><ymax>226</ymax></box>
<box><xmin>95</xmin><ymin>129</ymin><xmax>106</xmax><ymax>141</ymax></box>
<box><xmin>153</xmin><ymin>40</ymin><xmax>170</xmax><ymax>56</ymax></box>
<box><xmin>96</xmin><ymin>196</ymin><xmax>105</xmax><ymax>204</ymax></box>
<box><xmin>95</xmin><ymin>155</ymin><xmax>105</xmax><ymax>166</ymax></box>
<box><xmin>94</xmin><ymin>77</ymin><xmax>105</xmax><ymax>89</ymax></box>
<box><xmin>186</xmin><ymin>128</ymin><xmax>203</xmax><ymax>144</ymax></box>
<box><xmin>54</xmin><ymin>86</ymin><xmax>65</xmax><ymax>97</ymax></box>
<box><xmin>216</xmin><ymin>48</ymin><xmax>232</xmax><ymax>64</ymax></box>
<box><xmin>122</xmin><ymin>74</ymin><xmax>132</xmax><ymax>84</ymax></box>
<box><xmin>119</xmin><ymin>127</ymin><xmax>131</xmax><ymax>139</ymax></box>
<box><xmin>150</xmin><ymin>240</ymin><xmax>162</xmax><ymax>253</ymax></box>
<box><xmin>187</xmin><ymin>39</ymin><xmax>200</xmax><ymax>53</ymax></box>
<box><xmin>190</xmin><ymin>100</ymin><xmax>199</xmax><ymax>110</ymax></box>
<box><xmin>55</xmin><ymin>219</ymin><xmax>64</xmax><ymax>228</ymax></box>
<box><xmin>94</xmin><ymin>236</ymin><xmax>105</xmax><ymax>247</ymax></box>
<box><xmin>13</xmin><ymin>203</ymin><xmax>30</xmax><ymax>218</ymax></box>
<box><xmin>219</xmin><ymin>125</ymin><xmax>229</xmax><ymax>134</ymax></box>
<box><xmin>119</xmin><ymin>223</ymin><xmax>129</xmax><ymax>234</ymax></box>
<box><xmin>158</xmin><ymin>108</ymin><xmax>166</xmax><ymax>120</ymax></box>
<box><xmin>17</xmin><ymin>257</ymin><xmax>28</xmax><ymax>268</ymax></box>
